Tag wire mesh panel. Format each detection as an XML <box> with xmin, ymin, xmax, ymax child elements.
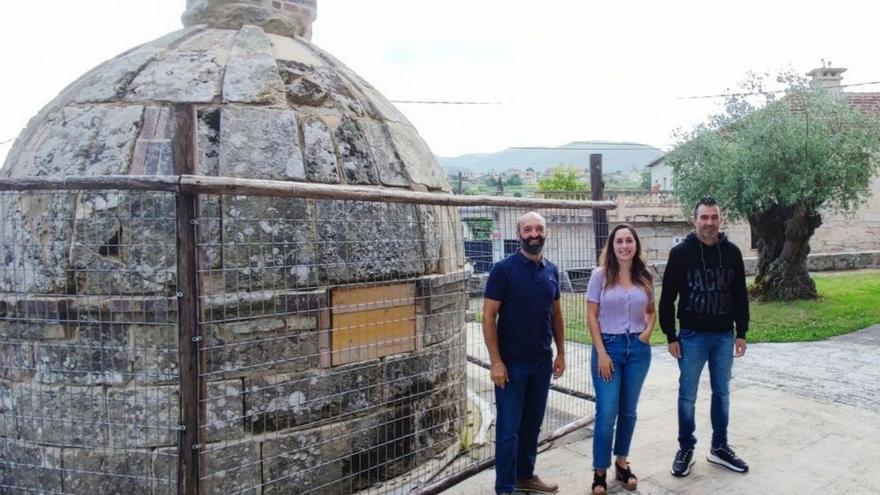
<box><xmin>0</xmin><ymin>189</ymin><xmax>180</xmax><ymax>494</ymax></box>
<box><xmin>192</xmin><ymin>196</ymin><xmax>598</xmax><ymax>494</ymax></box>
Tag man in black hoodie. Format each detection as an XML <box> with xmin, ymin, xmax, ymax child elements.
<box><xmin>660</xmin><ymin>196</ymin><xmax>750</xmax><ymax>477</ymax></box>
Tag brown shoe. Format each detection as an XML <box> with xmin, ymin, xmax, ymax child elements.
<box><xmin>516</xmin><ymin>475</ymin><xmax>559</xmax><ymax>494</ymax></box>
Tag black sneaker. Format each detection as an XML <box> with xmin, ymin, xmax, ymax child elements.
<box><xmin>707</xmin><ymin>444</ymin><xmax>749</xmax><ymax>473</ymax></box>
<box><xmin>671</xmin><ymin>448</ymin><xmax>695</xmax><ymax>477</ymax></box>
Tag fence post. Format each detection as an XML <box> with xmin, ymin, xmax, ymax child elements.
<box><xmin>590</xmin><ymin>154</ymin><xmax>608</xmax><ymax>261</ymax></box>
<box><xmin>173</xmin><ymin>105</ymin><xmax>204</xmax><ymax>495</ymax></box>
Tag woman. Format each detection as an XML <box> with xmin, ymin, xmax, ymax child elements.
<box><xmin>586</xmin><ymin>224</ymin><xmax>655</xmax><ymax>494</ymax></box>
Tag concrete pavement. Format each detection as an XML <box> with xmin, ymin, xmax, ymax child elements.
<box><xmin>442</xmin><ymin>325</ymin><xmax>880</xmax><ymax>494</ymax></box>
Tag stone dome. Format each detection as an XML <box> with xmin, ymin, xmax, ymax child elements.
<box><xmin>0</xmin><ymin>2</ymin><xmax>466</xmax><ymax>494</ymax></box>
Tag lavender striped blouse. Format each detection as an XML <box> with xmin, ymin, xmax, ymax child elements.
<box><xmin>585</xmin><ymin>267</ymin><xmax>653</xmax><ymax>334</ymax></box>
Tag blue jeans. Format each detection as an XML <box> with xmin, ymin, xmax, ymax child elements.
<box><xmin>590</xmin><ymin>333</ymin><xmax>652</xmax><ymax>469</ymax></box>
<box><xmin>677</xmin><ymin>329</ymin><xmax>734</xmax><ymax>450</ymax></box>
<box><xmin>494</xmin><ymin>358</ymin><xmax>552</xmax><ymax>494</ymax></box>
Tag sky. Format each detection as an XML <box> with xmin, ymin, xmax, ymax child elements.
<box><xmin>2</xmin><ymin>0</ymin><xmax>880</xmax><ymax>164</ymax></box>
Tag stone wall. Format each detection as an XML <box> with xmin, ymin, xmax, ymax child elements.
<box><xmin>651</xmin><ymin>250</ymin><xmax>880</xmax><ymax>280</ymax></box>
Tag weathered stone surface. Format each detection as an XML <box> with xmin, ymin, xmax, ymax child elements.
<box><xmin>126</xmin><ymin>29</ymin><xmax>230</xmax><ymax>103</ymax></box>
<box><xmin>200</xmin><ymin>441</ymin><xmax>261</xmax><ymax>495</ymax></box>
<box><xmin>334</xmin><ymin>116</ymin><xmax>379</xmax><ymax>185</ymax></box>
<box><xmin>131</xmin><ymin>324</ymin><xmax>179</xmax><ymax>385</ymax></box>
<box><xmin>359</xmin><ymin>118</ymin><xmax>410</xmax><ymax>187</ymax></box>
<box><xmin>70</xmin><ymin>28</ymin><xmax>198</xmax><ymax>103</ymax></box>
<box><xmin>206</xmin><ymin>317</ymin><xmax>319</xmax><ymax>378</ymax></box>
<box><xmin>261</xmin><ymin>415</ymin><xmax>383</xmax><ymax>495</ymax></box>
<box><xmin>0</xmin><ymin>439</ymin><xmax>63</xmax><ymax>493</ymax></box>
<box><xmin>243</xmin><ymin>364</ymin><xmax>381</xmax><ymax>433</ymax></box>
<box><xmin>278</xmin><ymin>59</ymin><xmax>366</xmax><ymax>114</ymax></box>
<box><xmin>36</xmin><ymin>324</ymin><xmax>130</xmax><ymax>386</ymax></box>
<box><xmin>219</xmin><ymin>106</ymin><xmax>304</xmax><ymax>180</ymax></box>
<box><xmin>204</xmin><ymin>380</ymin><xmax>245</xmax><ymax>441</ymax></box>
<box><xmin>203</xmin><ymin>289</ymin><xmax>326</xmax><ymax>323</ymax></box>
<box><xmin>834</xmin><ymin>253</ymin><xmax>859</xmax><ymax>270</ymax></box>
<box><xmin>0</xmin><ymin>341</ymin><xmax>32</xmax><ymax>381</ymax></box>
<box><xmin>418</xmin><ymin>276</ymin><xmax>468</xmax><ymax>348</ymax></box>
<box><xmin>108</xmin><ymin>385</ymin><xmax>178</xmax><ymax>448</ymax></box>
<box><xmin>302</xmin><ymin>116</ymin><xmax>340</xmax><ymax>183</ymax></box>
<box><xmin>70</xmin><ymin>191</ymin><xmax>177</xmax><ymax>295</ymax></box>
<box><xmin>0</xmin><ymin>380</ymin><xmax>18</xmax><ymax>438</ymax></box>
<box><xmin>0</xmin><ymin>321</ymin><xmax>74</xmax><ymax>341</ymax></box>
<box><xmin>62</xmin><ymin>448</ymin><xmax>153</xmax><ymax>495</ymax></box>
<box><xmin>223</xmin><ymin>26</ymin><xmax>285</xmax><ymax>104</ymax></box>
<box><xmin>151</xmin><ymin>448</ymin><xmax>179</xmax><ymax>495</ymax></box>
<box><xmin>0</xmin><ymin>193</ymin><xmax>71</xmax><ymax>293</ymax></box>
<box><xmin>417</xmin><ymin>206</ymin><xmax>442</xmax><ymax>273</ymax></box>
<box><xmin>197</xmin><ymin>107</ymin><xmax>221</xmax><ymax>175</ymax></box>
<box><xmin>383</xmin><ymin>346</ymin><xmax>453</xmax><ymax>402</ymax></box>
<box><xmin>315</xmin><ymin>200</ymin><xmax>424</xmax><ymax>283</ymax></box>
<box><xmin>386</xmin><ymin>122</ymin><xmax>449</xmax><ymax>191</ymax></box>
<box><xmin>6</xmin><ymin>105</ymin><xmax>143</xmax><ymax>177</ymax></box>
<box><xmin>221</xmin><ymin>196</ymin><xmax>317</xmax><ymax>291</ymax></box>
<box><xmin>18</xmin><ymin>384</ymin><xmax>109</xmax><ymax>447</ymax></box>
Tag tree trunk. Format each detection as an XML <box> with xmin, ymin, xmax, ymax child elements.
<box><xmin>748</xmin><ymin>202</ymin><xmax>822</xmax><ymax>301</ymax></box>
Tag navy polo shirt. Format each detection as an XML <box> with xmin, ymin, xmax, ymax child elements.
<box><xmin>484</xmin><ymin>251</ymin><xmax>561</xmax><ymax>364</ymax></box>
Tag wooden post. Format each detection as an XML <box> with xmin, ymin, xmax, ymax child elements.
<box><xmin>173</xmin><ymin>105</ymin><xmax>204</xmax><ymax>495</ymax></box>
<box><xmin>590</xmin><ymin>154</ymin><xmax>608</xmax><ymax>263</ymax></box>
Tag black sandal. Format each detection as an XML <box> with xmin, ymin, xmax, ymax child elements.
<box><xmin>615</xmin><ymin>461</ymin><xmax>638</xmax><ymax>491</ymax></box>
<box><xmin>591</xmin><ymin>469</ymin><xmax>607</xmax><ymax>495</ymax></box>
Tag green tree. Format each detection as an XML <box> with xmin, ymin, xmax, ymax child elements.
<box><xmin>537</xmin><ymin>164</ymin><xmax>586</xmax><ymax>191</ymax></box>
<box><xmin>640</xmin><ymin>169</ymin><xmax>652</xmax><ymax>190</ymax></box>
<box><xmin>506</xmin><ymin>174</ymin><xmax>523</xmax><ymax>186</ymax></box>
<box><xmin>666</xmin><ymin>70</ymin><xmax>880</xmax><ymax>301</ymax></box>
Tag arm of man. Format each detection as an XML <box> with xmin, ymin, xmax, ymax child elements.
<box><xmin>659</xmin><ymin>248</ymin><xmax>682</xmax><ymax>358</ymax></box>
<box><xmin>551</xmin><ymin>298</ymin><xmax>565</xmax><ymax>379</ymax></box>
<box><xmin>732</xmin><ymin>247</ymin><xmax>750</xmax><ymax>357</ymax></box>
<box><xmin>483</xmin><ymin>298</ymin><xmax>508</xmax><ymax>388</ymax></box>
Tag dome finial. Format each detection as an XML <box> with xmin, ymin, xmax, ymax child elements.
<box><xmin>183</xmin><ymin>0</ymin><xmax>317</xmax><ymax>40</ymax></box>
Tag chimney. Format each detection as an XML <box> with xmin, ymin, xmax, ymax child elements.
<box><xmin>806</xmin><ymin>60</ymin><xmax>846</xmax><ymax>94</ymax></box>
<box><xmin>182</xmin><ymin>0</ymin><xmax>317</xmax><ymax>40</ymax></box>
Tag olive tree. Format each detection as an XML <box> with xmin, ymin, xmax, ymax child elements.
<box><xmin>666</xmin><ymin>71</ymin><xmax>880</xmax><ymax>300</ymax></box>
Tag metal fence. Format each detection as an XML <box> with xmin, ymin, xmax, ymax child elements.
<box><xmin>0</xmin><ymin>175</ymin><xmax>614</xmax><ymax>495</ymax></box>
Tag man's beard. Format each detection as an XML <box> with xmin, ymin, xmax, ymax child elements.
<box><xmin>520</xmin><ymin>235</ymin><xmax>545</xmax><ymax>255</ymax></box>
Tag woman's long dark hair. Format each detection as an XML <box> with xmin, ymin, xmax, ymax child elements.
<box><xmin>599</xmin><ymin>223</ymin><xmax>654</xmax><ymax>294</ymax></box>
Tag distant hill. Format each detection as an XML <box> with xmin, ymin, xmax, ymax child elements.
<box><xmin>437</xmin><ymin>141</ymin><xmax>664</xmax><ymax>174</ymax></box>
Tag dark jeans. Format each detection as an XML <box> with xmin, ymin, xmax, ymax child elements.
<box><xmin>677</xmin><ymin>329</ymin><xmax>734</xmax><ymax>450</ymax></box>
<box><xmin>494</xmin><ymin>358</ymin><xmax>552</xmax><ymax>494</ymax></box>
<box><xmin>590</xmin><ymin>332</ymin><xmax>652</xmax><ymax>469</ymax></box>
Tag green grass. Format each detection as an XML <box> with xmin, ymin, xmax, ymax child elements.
<box><xmin>563</xmin><ymin>269</ymin><xmax>880</xmax><ymax>345</ymax></box>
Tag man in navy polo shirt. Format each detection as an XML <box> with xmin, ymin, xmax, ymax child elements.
<box><xmin>483</xmin><ymin>211</ymin><xmax>566</xmax><ymax>495</ymax></box>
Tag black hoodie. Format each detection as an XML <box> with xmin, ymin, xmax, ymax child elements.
<box><xmin>659</xmin><ymin>231</ymin><xmax>749</xmax><ymax>342</ymax></box>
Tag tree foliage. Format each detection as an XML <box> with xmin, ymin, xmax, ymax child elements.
<box><xmin>667</xmin><ymin>70</ymin><xmax>880</xmax><ymax>222</ymax></box>
<box><xmin>506</xmin><ymin>174</ymin><xmax>523</xmax><ymax>186</ymax></box>
<box><xmin>537</xmin><ymin>164</ymin><xmax>586</xmax><ymax>191</ymax></box>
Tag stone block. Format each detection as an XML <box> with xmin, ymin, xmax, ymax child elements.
<box><xmin>278</xmin><ymin>59</ymin><xmax>367</xmax><ymax>115</ymax></box>
<box><xmin>417</xmin><ymin>206</ymin><xmax>442</xmax><ymax>273</ymax></box>
<box><xmin>383</xmin><ymin>346</ymin><xmax>452</xmax><ymax>402</ymax></box>
<box><xmin>808</xmin><ymin>254</ymin><xmax>835</xmax><ymax>271</ymax></box>
<box><xmin>335</xmin><ymin>116</ymin><xmax>379</xmax><ymax>185</ymax></box>
<box><xmin>131</xmin><ymin>324</ymin><xmax>179</xmax><ymax>385</ymax></box>
<box><xmin>386</xmin><ymin>122</ymin><xmax>449</xmax><ymax>191</ymax></box>
<box><xmin>0</xmin><ymin>341</ymin><xmax>32</xmax><ymax>381</ymax></box>
<box><xmin>35</xmin><ymin>324</ymin><xmax>130</xmax><ymax>386</ymax></box>
<box><xmin>261</xmin><ymin>415</ymin><xmax>383</xmax><ymax>495</ymax></box>
<box><xmin>204</xmin><ymin>380</ymin><xmax>246</xmax><ymax>442</ymax></box>
<box><xmin>62</xmin><ymin>448</ymin><xmax>153</xmax><ymax>495</ymax></box>
<box><xmin>0</xmin><ymin>320</ymin><xmax>74</xmax><ymax>341</ymax></box>
<box><xmin>742</xmin><ymin>257</ymin><xmax>758</xmax><ymax>276</ymax></box>
<box><xmin>315</xmin><ymin>200</ymin><xmax>424</xmax><ymax>283</ymax></box>
<box><xmin>1</xmin><ymin>380</ymin><xmax>18</xmax><ymax>438</ymax></box>
<box><xmin>18</xmin><ymin>384</ymin><xmax>109</xmax><ymax>447</ymax></box>
<box><xmin>223</xmin><ymin>26</ymin><xmax>285</xmax><ymax>104</ymax></box>
<box><xmin>243</xmin><ymin>363</ymin><xmax>382</xmax><ymax>433</ymax></box>
<box><xmin>220</xmin><ymin>196</ymin><xmax>317</xmax><ymax>291</ymax></box>
<box><xmin>0</xmin><ymin>439</ymin><xmax>63</xmax><ymax>493</ymax></box>
<box><xmin>126</xmin><ymin>29</ymin><xmax>230</xmax><ymax>103</ymax></box>
<box><xmin>200</xmin><ymin>441</ymin><xmax>261</xmax><ymax>495</ymax></box>
<box><xmin>302</xmin><ymin>116</ymin><xmax>340</xmax><ymax>183</ymax></box>
<box><xmin>203</xmin><ymin>289</ymin><xmax>326</xmax><ymax>323</ymax></box>
<box><xmin>205</xmin><ymin>317</ymin><xmax>319</xmax><ymax>379</ymax></box>
<box><xmin>219</xmin><ymin>106</ymin><xmax>304</xmax><ymax>180</ymax></box>
<box><xmin>359</xmin><ymin>118</ymin><xmax>410</xmax><ymax>187</ymax></box>
<box><xmin>0</xmin><ymin>192</ymin><xmax>73</xmax><ymax>294</ymax></box>
<box><xmin>151</xmin><ymin>448</ymin><xmax>179</xmax><ymax>495</ymax></box>
<box><xmin>108</xmin><ymin>385</ymin><xmax>179</xmax><ymax>448</ymax></box>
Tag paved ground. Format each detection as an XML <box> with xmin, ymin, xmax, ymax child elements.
<box><xmin>443</xmin><ymin>325</ymin><xmax>880</xmax><ymax>494</ymax></box>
